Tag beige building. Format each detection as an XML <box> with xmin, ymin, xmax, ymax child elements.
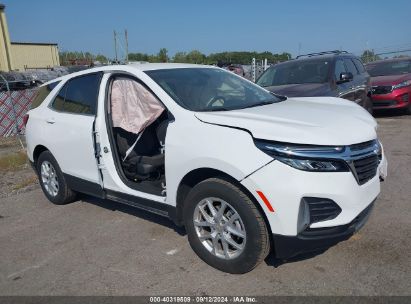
<box><xmin>0</xmin><ymin>4</ymin><xmax>60</xmax><ymax>72</ymax></box>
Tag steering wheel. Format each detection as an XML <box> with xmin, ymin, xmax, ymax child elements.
<box><xmin>205</xmin><ymin>96</ymin><xmax>226</xmax><ymax>108</ymax></box>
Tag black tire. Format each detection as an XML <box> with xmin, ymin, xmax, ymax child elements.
<box><xmin>364</xmin><ymin>97</ymin><xmax>374</xmax><ymax>115</ymax></box>
<box><xmin>183</xmin><ymin>178</ymin><xmax>270</xmax><ymax>274</ymax></box>
<box><xmin>36</xmin><ymin>151</ymin><xmax>77</xmax><ymax>205</ymax></box>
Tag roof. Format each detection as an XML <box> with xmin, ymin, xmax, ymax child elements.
<box><xmin>42</xmin><ymin>63</ymin><xmax>217</xmax><ymax>86</ymax></box>
<box><xmin>11</xmin><ymin>41</ymin><xmax>58</xmax><ymax>46</ymax></box>
<box><xmin>128</xmin><ymin>62</ymin><xmax>211</xmax><ymax>70</ymax></box>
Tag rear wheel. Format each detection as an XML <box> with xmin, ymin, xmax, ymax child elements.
<box><xmin>36</xmin><ymin>151</ymin><xmax>77</xmax><ymax>205</ymax></box>
<box><xmin>184</xmin><ymin>178</ymin><xmax>270</xmax><ymax>274</ymax></box>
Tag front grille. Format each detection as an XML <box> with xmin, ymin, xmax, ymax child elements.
<box><xmin>304</xmin><ymin>197</ymin><xmax>342</xmax><ymax>223</ymax></box>
<box><xmin>353</xmin><ymin>154</ymin><xmax>379</xmax><ymax>185</ymax></box>
<box><xmin>373</xmin><ymin>100</ymin><xmax>397</xmax><ymax>107</ymax></box>
<box><xmin>350</xmin><ymin>140</ymin><xmax>375</xmax><ymax>152</ymax></box>
<box><xmin>371</xmin><ymin>85</ymin><xmax>392</xmax><ymax>95</ymax></box>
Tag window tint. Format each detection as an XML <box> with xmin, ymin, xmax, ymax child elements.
<box><xmin>334</xmin><ymin>60</ymin><xmax>347</xmax><ymax>80</ymax></box>
<box><xmin>344</xmin><ymin>58</ymin><xmax>358</xmax><ymax>75</ymax></box>
<box><xmin>31</xmin><ymin>81</ymin><xmax>60</xmax><ymax>109</ymax></box>
<box><xmin>353</xmin><ymin>58</ymin><xmax>366</xmax><ymax>73</ymax></box>
<box><xmin>51</xmin><ymin>73</ymin><xmax>101</xmax><ymax>115</ymax></box>
<box><xmin>52</xmin><ymin>83</ymin><xmax>66</xmax><ymax>111</ymax></box>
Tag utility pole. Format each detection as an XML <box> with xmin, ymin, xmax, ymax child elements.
<box><xmin>114</xmin><ymin>30</ymin><xmax>118</xmax><ymax>63</ymax></box>
<box><xmin>125</xmin><ymin>29</ymin><xmax>129</xmax><ymax>64</ymax></box>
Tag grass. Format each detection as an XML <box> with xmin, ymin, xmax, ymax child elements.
<box><xmin>0</xmin><ymin>137</ymin><xmax>23</xmax><ymax>149</ymax></box>
<box><xmin>0</xmin><ymin>150</ymin><xmax>28</xmax><ymax>171</ymax></box>
<box><xmin>12</xmin><ymin>175</ymin><xmax>38</xmax><ymax>191</ymax></box>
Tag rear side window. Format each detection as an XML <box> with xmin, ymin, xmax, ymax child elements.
<box><xmin>51</xmin><ymin>73</ymin><xmax>101</xmax><ymax>115</ymax></box>
<box><xmin>353</xmin><ymin>58</ymin><xmax>366</xmax><ymax>73</ymax></box>
<box><xmin>30</xmin><ymin>81</ymin><xmax>60</xmax><ymax>109</ymax></box>
<box><xmin>344</xmin><ymin>58</ymin><xmax>359</xmax><ymax>75</ymax></box>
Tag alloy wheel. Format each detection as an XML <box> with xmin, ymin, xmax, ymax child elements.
<box><xmin>40</xmin><ymin>160</ymin><xmax>59</xmax><ymax>197</ymax></box>
<box><xmin>193</xmin><ymin>197</ymin><xmax>246</xmax><ymax>260</ymax></box>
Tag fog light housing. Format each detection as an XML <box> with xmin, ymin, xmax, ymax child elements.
<box><xmin>297</xmin><ymin>199</ymin><xmax>310</xmax><ymax>233</ymax></box>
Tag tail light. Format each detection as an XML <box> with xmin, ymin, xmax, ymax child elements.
<box><xmin>23</xmin><ymin>114</ymin><xmax>29</xmax><ymax>127</ymax></box>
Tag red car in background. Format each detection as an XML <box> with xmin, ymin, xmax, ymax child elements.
<box><xmin>366</xmin><ymin>58</ymin><xmax>411</xmax><ymax>114</ymax></box>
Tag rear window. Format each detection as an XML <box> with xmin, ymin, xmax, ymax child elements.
<box><xmin>30</xmin><ymin>81</ymin><xmax>60</xmax><ymax>109</ymax></box>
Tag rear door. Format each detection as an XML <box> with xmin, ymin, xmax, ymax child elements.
<box><xmin>42</xmin><ymin>73</ymin><xmax>103</xmax><ymax>194</ymax></box>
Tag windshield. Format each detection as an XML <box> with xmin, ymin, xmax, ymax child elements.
<box><xmin>257</xmin><ymin>59</ymin><xmax>330</xmax><ymax>87</ymax></box>
<box><xmin>366</xmin><ymin>60</ymin><xmax>411</xmax><ymax>77</ymax></box>
<box><xmin>145</xmin><ymin>68</ymin><xmax>282</xmax><ymax>111</ymax></box>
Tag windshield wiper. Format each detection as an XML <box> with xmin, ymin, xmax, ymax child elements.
<box><xmin>199</xmin><ymin>107</ymin><xmax>230</xmax><ymax>112</ymax></box>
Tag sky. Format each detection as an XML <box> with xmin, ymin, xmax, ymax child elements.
<box><xmin>3</xmin><ymin>0</ymin><xmax>411</xmax><ymax>59</ymax></box>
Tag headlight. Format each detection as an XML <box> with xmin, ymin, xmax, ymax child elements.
<box><xmin>254</xmin><ymin>140</ymin><xmax>349</xmax><ymax>172</ymax></box>
<box><xmin>392</xmin><ymin>80</ymin><xmax>411</xmax><ymax>90</ymax></box>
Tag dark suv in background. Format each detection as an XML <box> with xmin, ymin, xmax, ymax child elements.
<box><xmin>257</xmin><ymin>51</ymin><xmax>373</xmax><ymax>113</ymax></box>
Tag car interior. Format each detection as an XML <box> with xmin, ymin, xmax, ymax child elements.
<box><xmin>107</xmin><ymin>76</ymin><xmax>170</xmax><ymax>196</ymax></box>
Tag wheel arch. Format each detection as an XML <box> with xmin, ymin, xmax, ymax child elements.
<box><xmin>33</xmin><ymin>144</ymin><xmax>49</xmax><ymax>165</ymax></box>
<box><xmin>174</xmin><ymin>167</ymin><xmax>273</xmax><ymax>237</ymax></box>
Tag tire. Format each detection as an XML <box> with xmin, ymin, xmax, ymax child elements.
<box><xmin>183</xmin><ymin>178</ymin><xmax>270</xmax><ymax>274</ymax></box>
<box><xmin>36</xmin><ymin>151</ymin><xmax>77</xmax><ymax>205</ymax></box>
<box><xmin>364</xmin><ymin>97</ymin><xmax>374</xmax><ymax>115</ymax></box>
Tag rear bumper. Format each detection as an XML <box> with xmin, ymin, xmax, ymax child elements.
<box><xmin>273</xmin><ymin>201</ymin><xmax>374</xmax><ymax>259</ymax></box>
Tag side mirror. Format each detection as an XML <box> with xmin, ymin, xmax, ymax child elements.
<box><xmin>337</xmin><ymin>72</ymin><xmax>353</xmax><ymax>84</ymax></box>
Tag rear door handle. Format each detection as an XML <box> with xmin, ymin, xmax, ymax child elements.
<box><xmin>46</xmin><ymin>118</ymin><xmax>56</xmax><ymax>124</ymax></box>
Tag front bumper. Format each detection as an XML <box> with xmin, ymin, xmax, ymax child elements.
<box><xmin>272</xmin><ymin>201</ymin><xmax>375</xmax><ymax>259</ymax></box>
<box><xmin>371</xmin><ymin>88</ymin><xmax>410</xmax><ymax>110</ymax></box>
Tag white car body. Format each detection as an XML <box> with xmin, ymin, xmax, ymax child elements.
<box><xmin>25</xmin><ymin>63</ymin><xmax>387</xmax><ymax>263</ymax></box>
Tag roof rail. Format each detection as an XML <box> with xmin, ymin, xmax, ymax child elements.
<box><xmin>296</xmin><ymin>50</ymin><xmax>348</xmax><ymax>59</ymax></box>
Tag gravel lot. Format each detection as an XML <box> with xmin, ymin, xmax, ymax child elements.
<box><xmin>0</xmin><ymin>113</ymin><xmax>410</xmax><ymax>296</ymax></box>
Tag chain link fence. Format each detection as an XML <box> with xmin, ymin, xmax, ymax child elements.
<box><xmin>0</xmin><ymin>79</ymin><xmax>38</xmax><ymax>137</ymax></box>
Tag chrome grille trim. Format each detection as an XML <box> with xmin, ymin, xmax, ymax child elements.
<box><xmin>272</xmin><ymin>139</ymin><xmax>381</xmax><ymax>185</ymax></box>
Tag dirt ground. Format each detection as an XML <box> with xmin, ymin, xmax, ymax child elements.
<box><xmin>0</xmin><ymin>112</ymin><xmax>410</xmax><ymax>296</ymax></box>
<box><xmin>0</xmin><ymin>136</ymin><xmax>38</xmax><ymax>198</ymax></box>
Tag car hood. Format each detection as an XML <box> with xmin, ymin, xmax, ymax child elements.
<box><xmin>371</xmin><ymin>74</ymin><xmax>411</xmax><ymax>86</ymax></box>
<box><xmin>195</xmin><ymin>97</ymin><xmax>377</xmax><ymax>146</ymax></box>
<box><xmin>264</xmin><ymin>83</ymin><xmax>331</xmax><ymax>97</ymax></box>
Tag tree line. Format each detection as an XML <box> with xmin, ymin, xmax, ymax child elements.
<box><xmin>60</xmin><ymin>49</ymin><xmax>402</xmax><ymax>66</ymax></box>
<box><xmin>60</xmin><ymin>49</ymin><xmax>291</xmax><ymax>65</ymax></box>
<box><xmin>128</xmin><ymin>49</ymin><xmax>291</xmax><ymax>64</ymax></box>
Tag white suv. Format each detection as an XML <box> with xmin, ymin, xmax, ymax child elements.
<box><xmin>25</xmin><ymin>64</ymin><xmax>388</xmax><ymax>273</ymax></box>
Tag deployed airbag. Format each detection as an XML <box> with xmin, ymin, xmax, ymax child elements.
<box><xmin>111</xmin><ymin>78</ymin><xmax>164</xmax><ymax>135</ymax></box>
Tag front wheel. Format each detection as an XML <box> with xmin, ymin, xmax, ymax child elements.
<box><xmin>183</xmin><ymin>178</ymin><xmax>270</xmax><ymax>274</ymax></box>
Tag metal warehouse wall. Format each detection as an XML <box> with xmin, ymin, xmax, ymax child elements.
<box><xmin>10</xmin><ymin>43</ymin><xmax>60</xmax><ymax>71</ymax></box>
<box><xmin>0</xmin><ymin>4</ymin><xmax>13</xmax><ymax>71</ymax></box>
